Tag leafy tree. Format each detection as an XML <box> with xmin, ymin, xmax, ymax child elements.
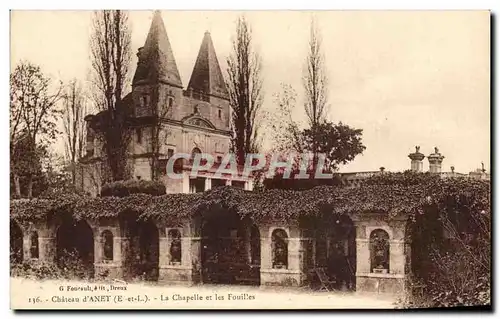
<box><xmin>10</xmin><ymin>61</ymin><xmax>62</xmax><ymax>198</ymax></box>
<box><xmin>301</xmin><ymin>121</ymin><xmax>366</xmax><ymax>172</ymax></box>
<box><xmin>10</xmin><ymin>134</ymin><xmax>48</xmax><ymax>199</ymax></box>
<box><xmin>227</xmin><ymin>15</ymin><xmax>264</xmax><ymax>164</ymax></box>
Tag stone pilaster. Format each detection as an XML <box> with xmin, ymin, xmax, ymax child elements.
<box><xmin>22</xmin><ymin>233</ymin><xmax>31</xmax><ymax>261</ymax></box>
<box><xmin>204</xmin><ymin>177</ymin><xmax>212</xmax><ymax>191</ymax></box>
<box><xmin>389</xmin><ymin>239</ymin><xmax>406</xmax><ymax>275</ymax></box>
<box><xmin>355</xmin><ymin>238</ymin><xmax>370</xmax><ymax>274</ymax></box>
<box><xmin>38</xmin><ymin>236</ymin><xmax>56</xmax><ymax>264</ymax></box>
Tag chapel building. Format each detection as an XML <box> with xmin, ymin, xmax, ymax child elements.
<box><xmin>79</xmin><ymin>11</ymin><xmax>253</xmax><ymax>196</ymax></box>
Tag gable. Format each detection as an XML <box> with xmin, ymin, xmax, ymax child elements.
<box><xmin>183</xmin><ymin>115</ymin><xmax>216</xmax><ymax>129</ymax></box>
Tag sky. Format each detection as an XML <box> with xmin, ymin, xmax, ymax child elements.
<box><xmin>9</xmin><ymin>10</ymin><xmax>491</xmax><ymax>174</ymax></box>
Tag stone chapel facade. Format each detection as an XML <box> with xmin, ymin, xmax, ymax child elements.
<box><xmin>79</xmin><ymin>11</ymin><xmax>253</xmax><ymax>196</ymax></box>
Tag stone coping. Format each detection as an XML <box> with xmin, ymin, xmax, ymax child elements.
<box><xmin>260</xmin><ymin>268</ymin><xmax>302</xmax><ymax>275</ymax></box>
<box><xmin>356</xmin><ymin>272</ymin><xmax>405</xmax><ymax>279</ymax></box>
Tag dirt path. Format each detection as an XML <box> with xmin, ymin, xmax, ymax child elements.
<box><xmin>10</xmin><ymin>276</ymin><xmax>397</xmax><ymax>310</ymax></box>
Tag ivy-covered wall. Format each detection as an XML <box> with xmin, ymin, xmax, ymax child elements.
<box><xmin>10</xmin><ymin>172</ymin><xmax>490</xmax><ymax>303</ymax></box>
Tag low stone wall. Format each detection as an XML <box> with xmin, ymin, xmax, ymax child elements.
<box><xmin>356</xmin><ymin>273</ymin><xmax>405</xmax><ymax>295</ymax></box>
<box><xmin>260</xmin><ymin>268</ymin><xmax>306</xmax><ymax>287</ymax></box>
<box><xmin>159</xmin><ymin>265</ymin><xmax>199</xmax><ymax>285</ymax></box>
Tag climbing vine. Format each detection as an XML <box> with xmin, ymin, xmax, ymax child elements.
<box><xmin>10</xmin><ymin>172</ymin><xmax>490</xmax><ymax>307</ymax></box>
<box><xmin>11</xmin><ymin>172</ymin><xmax>490</xmax><ymax>225</ymax></box>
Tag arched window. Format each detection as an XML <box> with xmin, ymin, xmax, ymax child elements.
<box><xmin>168</xmin><ymin>229</ymin><xmax>182</xmax><ymax>264</ymax></box>
<box><xmin>370</xmin><ymin>229</ymin><xmax>390</xmax><ymax>273</ymax></box>
<box><xmin>102</xmin><ymin>230</ymin><xmax>114</xmax><ymax>261</ymax></box>
<box><xmin>168</xmin><ymin>97</ymin><xmax>173</xmax><ymax>109</ymax></box>
<box><xmin>30</xmin><ymin>231</ymin><xmax>39</xmax><ymax>259</ymax></box>
<box><xmin>272</xmin><ymin>229</ymin><xmax>288</xmax><ymax>269</ymax></box>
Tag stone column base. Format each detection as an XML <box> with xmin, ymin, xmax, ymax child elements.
<box><xmin>159</xmin><ymin>265</ymin><xmax>200</xmax><ymax>285</ymax></box>
<box><xmin>356</xmin><ymin>272</ymin><xmax>406</xmax><ymax>295</ymax></box>
<box><xmin>260</xmin><ymin>268</ymin><xmax>306</xmax><ymax>287</ymax></box>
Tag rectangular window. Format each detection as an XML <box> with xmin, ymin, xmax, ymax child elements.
<box><xmin>167</xmin><ymin>148</ymin><xmax>174</xmax><ymax>159</ymax></box>
<box><xmin>232</xmin><ymin>181</ymin><xmax>245</xmax><ymax>189</ymax></box>
<box><xmin>211</xmin><ymin>178</ymin><xmax>226</xmax><ymax>188</ymax></box>
<box><xmin>142</xmin><ymin>95</ymin><xmax>149</xmax><ymax>107</ymax></box>
<box><xmin>189</xmin><ymin>177</ymin><xmax>205</xmax><ymax>193</ymax></box>
<box><xmin>158</xmin><ymin>159</ymin><xmax>169</xmax><ymax>176</ymax></box>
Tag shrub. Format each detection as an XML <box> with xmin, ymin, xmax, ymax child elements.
<box><xmin>10</xmin><ymin>250</ymin><xmax>95</xmax><ymax>281</ymax></box>
<box><xmin>100</xmin><ymin>179</ymin><xmax>166</xmax><ymax>197</ymax></box>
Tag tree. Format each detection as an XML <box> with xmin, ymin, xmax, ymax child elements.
<box><xmin>10</xmin><ymin>133</ymin><xmax>49</xmax><ymax>198</ymax></box>
<box><xmin>148</xmin><ymin>93</ymin><xmax>172</xmax><ymax>181</ymax></box>
<box><xmin>9</xmin><ymin>61</ymin><xmax>62</xmax><ymax>198</ymax></box>
<box><xmin>303</xmin><ymin>18</ymin><xmax>329</xmax><ymax>164</ymax></box>
<box><xmin>266</xmin><ymin>83</ymin><xmax>303</xmax><ymax>154</ymax></box>
<box><xmin>301</xmin><ymin>121</ymin><xmax>366</xmax><ymax>172</ymax></box>
<box><xmin>89</xmin><ymin>10</ymin><xmax>132</xmax><ymax>181</ymax></box>
<box><xmin>62</xmin><ymin>79</ymin><xmax>87</xmax><ymax>186</ymax></box>
<box><xmin>226</xmin><ymin>15</ymin><xmax>264</xmax><ymax>164</ymax></box>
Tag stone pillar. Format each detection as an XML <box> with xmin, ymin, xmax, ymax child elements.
<box><xmin>204</xmin><ymin>177</ymin><xmax>212</xmax><ymax>191</ymax></box>
<box><xmin>189</xmin><ymin>236</ymin><xmax>202</xmax><ymax>284</ymax></box>
<box><xmin>408</xmin><ymin>146</ymin><xmax>425</xmax><ymax>172</ymax></box>
<box><xmin>288</xmin><ymin>238</ymin><xmax>302</xmax><ymax>273</ymax></box>
<box><xmin>428</xmin><ymin>147</ymin><xmax>444</xmax><ymax>173</ymax></box>
<box><xmin>38</xmin><ymin>236</ymin><xmax>56</xmax><ymax>264</ymax></box>
<box><xmin>182</xmin><ymin>171</ymin><xmax>190</xmax><ymax>193</ymax></box>
<box><xmin>245</xmin><ymin>180</ymin><xmax>254</xmax><ymax>191</ymax></box>
<box><xmin>355</xmin><ymin>238</ymin><xmax>370</xmax><ymax>274</ymax></box>
<box><xmin>243</xmin><ymin>223</ymin><xmax>252</xmax><ymax>263</ymax></box>
<box><xmin>260</xmin><ymin>235</ymin><xmax>272</xmax><ymax>270</ymax></box>
<box><xmin>389</xmin><ymin>239</ymin><xmax>406</xmax><ymax>275</ymax></box>
<box><xmin>22</xmin><ymin>233</ymin><xmax>31</xmax><ymax>261</ymax></box>
<box><xmin>158</xmin><ymin>235</ymin><xmax>169</xmax><ymax>282</ymax></box>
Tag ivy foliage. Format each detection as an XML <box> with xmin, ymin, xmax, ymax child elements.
<box><xmin>10</xmin><ymin>171</ymin><xmax>490</xmax><ymax>226</ymax></box>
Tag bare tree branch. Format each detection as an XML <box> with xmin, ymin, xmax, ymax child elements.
<box><xmin>89</xmin><ymin>10</ymin><xmax>132</xmax><ymax>182</ymax></box>
<box><xmin>62</xmin><ymin>79</ymin><xmax>88</xmax><ymax>186</ymax></box>
<box><xmin>302</xmin><ymin>17</ymin><xmax>329</xmax><ymax>164</ymax></box>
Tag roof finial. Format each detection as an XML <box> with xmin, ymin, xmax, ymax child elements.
<box><xmin>204</xmin><ymin>15</ymin><xmax>211</xmax><ymax>35</ymax></box>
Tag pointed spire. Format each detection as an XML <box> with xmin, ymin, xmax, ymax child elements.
<box><xmin>187</xmin><ymin>31</ymin><xmax>229</xmax><ymax>100</ymax></box>
<box><xmin>133</xmin><ymin>10</ymin><xmax>182</xmax><ymax>87</ymax></box>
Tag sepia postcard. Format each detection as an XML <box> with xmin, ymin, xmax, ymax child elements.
<box><xmin>9</xmin><ymin>10</ymin><xmax>491</xmax><ymax>310</ymax></box>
